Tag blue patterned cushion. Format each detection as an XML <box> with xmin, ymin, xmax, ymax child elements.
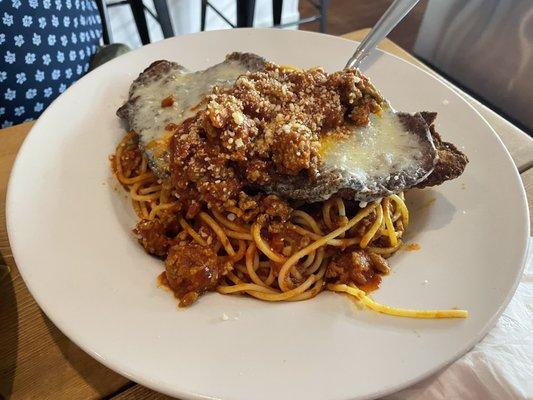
<box><xmin>0</xmin><ymin>0</ymin><xmax>102</xmax><ymax>127</ymax></box>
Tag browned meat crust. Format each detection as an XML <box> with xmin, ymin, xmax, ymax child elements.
<box><xmin>416</xmin><ymin>112</ymin><xmax>469</xmax><ymax>188</ymax></box>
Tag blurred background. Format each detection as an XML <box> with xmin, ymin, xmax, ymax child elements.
<box><xmin>104</xmin><ymin>0</ymin><xmax>532</xmax><ymax>134</ymax></box>
<box><xmin>106</xmin><ymin>0</ymin><xmax>424</xmax><ymax>50</ymax></box>
<box><xmin>2</xmin><ymin>0</ymin><xmax>532</xmax><ymax>134</ymax></box>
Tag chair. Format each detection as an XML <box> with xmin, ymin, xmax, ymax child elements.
<box><xmin>94</xmin><ymin>0</ymin><xmax>175</xmax><ymax>45</ymax></box>
<box><xmin>201</xmin><ymin>0</ymin><xmax>329</xmax><ymax>32</ymax></box>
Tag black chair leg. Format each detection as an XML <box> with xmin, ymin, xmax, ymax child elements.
<box><xmin>236</xmin><ymin>0</ymin><xmax>256</xmax><ymax>27</ymax></box>
<box><xmin>201</xmin><ymin>0</ymin><xmax>207</xmax><ymax>31</ymax></box>
<box><xmin>273</xmin><ymin>0</ymin><xmax>282</xmax><ymax>26</ymax></box>
<box><xmin>95</xmin><ymin>0</ymin><xmax>113</xmax><ymax>44</ymax></box>
<box><xmin>129</xmin><ymin>0</ymin><xmax>151</xmax><ymax>44</ymax></box>
<box><xmin>320</xmin><ymin>0</ymin><xmax>328</xmax><ymax>32</ymax></box>
<box><xmin>153</xmin><ymin>0</ymin><xmax>174</xmax><ymax>38</ymax></box>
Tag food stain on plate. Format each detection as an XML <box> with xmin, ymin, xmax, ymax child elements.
<box><xmin>404</xmin><ymin>243</ymin><xmax>421</xmax><ymax>251</ymax></box>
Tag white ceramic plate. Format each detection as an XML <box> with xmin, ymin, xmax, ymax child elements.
<box><xmin>7</xmin><ymin>29</ymin><xmax>529</xmax><ymax>400</ymax></box>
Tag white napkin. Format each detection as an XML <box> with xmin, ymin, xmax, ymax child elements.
<box><xmin>386</xmin><ymin>238</ymin><xmax>533</xmax><ymax>400</ymax></box>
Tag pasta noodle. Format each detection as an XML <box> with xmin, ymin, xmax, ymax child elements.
<box><xmin>113</xmin><ymin>132</ymin><xmax>467</xmax><ymax>319</ymax></box>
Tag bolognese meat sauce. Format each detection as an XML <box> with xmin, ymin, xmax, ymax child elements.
<box><xmin>165</xmin><ymin>242</ymin><xmax>231</xmax><ymax>307</ymax></box>
<box><xmin>168</xmin><ymin>64</ymin><xmax>384</xmax><ymax>215</ymax></box>
<box><xmin>326</xmin><ymin>249</ymin><xmax>390</xmax><ymax>289</ymax></box>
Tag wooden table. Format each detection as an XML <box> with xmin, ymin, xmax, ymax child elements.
<box><xmin>1</xmin><ymin>29</ymin><xmax>532</xmax><ymax>400</ymax></box>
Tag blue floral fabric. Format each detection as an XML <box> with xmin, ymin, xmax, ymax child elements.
<box><xmin>0</xmin><ymin>0</ymin><xmax>102</xmax><ymax>127</ymax></box>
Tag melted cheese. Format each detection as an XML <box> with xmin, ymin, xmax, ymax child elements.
<box><xmin>131</xmin><ymin>60</ymin><xmax>253</xmax><ymax>147</ymax></box>
<box><xmin>320</xmin><ymin>108</ymin><xmax>425</xmax><ymax>182</ymax></box>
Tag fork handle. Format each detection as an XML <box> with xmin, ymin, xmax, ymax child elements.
<box><xmin>345</xmin><ymin>0</ymin><xmax>420</xmax><ymax>70</ymax></box>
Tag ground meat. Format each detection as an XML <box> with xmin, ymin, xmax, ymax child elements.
<box><xmin>326</xmin><ymin>249</ymin><xmax>390</xmax><ymax>286</ymax></box>
<box><xmin>245</xmin><ymin>159</ymin><xmax>270</xmax><ymax>184</ymax></box>
<box><xmin>348</xmin><ymin>96</ymin><xmax>383</xmax><ymax>126</ymax></box>
<box><xmin>161</xmin><ymin>95</ymin><xmax>175</xmax><ymax>107</ymax></box>
<box><xmin>353</xmin><ymin>213</ymin><xmax>377</xmax><ymax>238</ymax></box>
<box><xmin>134</xmin><ymin>216</ymin><xmax>180</xmax><ymax>257</ymax></box>
<box><xmin>119</xmin><ymin>142</ymin><xmax>142</xmax><ymax>177</ymax></box>
<box><xmin>270</xmin><ymin>225</ymin><xmax>311</xmax><ymax>256</ymax></box>
<box><xmin>237</xmin><ymin>193</ymin><xmax>293</xmax><ymax>223</ymax></box>
<box><xmin>367</xmin><ymin>252</ymin><xmax>391</xmax><ymax>274</ymax></box>
<box><xmin>260</xmin><ymin>194</ymin><xmax>293</xmax><ymax>220</ymax></box>
<box><xmin>164</xmin><ymin>242</ymin><xmax>230</xmax><ymax>307</ymax></box>
<box><xmin>271</xmin><ymin>121</ymin><xmax>316</xmax><ymax>175</ymax></box>
<box><xmin>169</xmin><ymin>64</ymin><xmax>385</xmax><ymax>213</ymax></box>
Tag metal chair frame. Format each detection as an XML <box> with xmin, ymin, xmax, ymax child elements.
<box><xmin>95</xmin><ymin>0</ymin><xmax>174</xmax><ymax>45</ymax></box>
<box><xmin>201</xmin><ymin>0</ymin><xmax>329</xmax><ymax>32</ymax></box>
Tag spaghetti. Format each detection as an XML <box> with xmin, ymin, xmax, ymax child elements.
<box><xmin>113</xmin><ymin>132</ymin><xmax>467</xmax><ymax>318</ymax></box>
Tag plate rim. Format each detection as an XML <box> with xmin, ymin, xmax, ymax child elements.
<box><xmin>6</xmin><ymin>28</ymin><xmax>530</xmax><ymax>400</ymax></box>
